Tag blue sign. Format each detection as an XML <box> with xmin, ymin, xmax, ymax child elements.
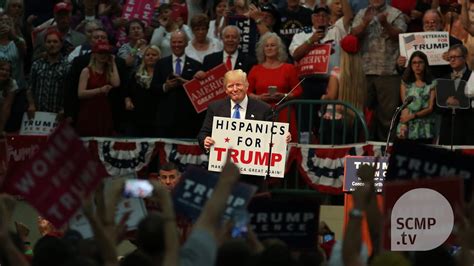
<box><xmin>248</xmin><ymin>196</ymin><xmax>320</xmax><ymax>250</ymax></box>
<box><xmin>173</xmin><ymin>166</ymin><xmax>257</xmax><ymax>221</ymax></box>
<box><xmin>344</xmin><ymin>156</ymin><xmax>389</xmax><ymax>193</ymax></box>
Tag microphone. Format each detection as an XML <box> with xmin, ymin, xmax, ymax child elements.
<box><xmin>384</xmin><ymin>95</ymin><xmax>416</xmax><ymax>156</ymax></box>
<box><xmin>275</xmin><ymin>77</ymin><xmax>306</xmax><ymax>107</ymax></box>
<box><xmin>399</xmin><ymin>95</ymin><xmax>415</xmax><ymax>111</ymax></box>
<box><xmin>264</xmin><ymin>77</ymin><xmax>305</xmax><ymax>183</ymax></box>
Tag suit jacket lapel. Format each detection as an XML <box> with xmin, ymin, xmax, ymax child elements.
<box><xmin>235</xmin><ymin>53</ymin><xmax>244</xmax><ymax>70</ymax></box>
<box><xmin>245</xmin><ymin>98</ymin><xmax>257</xmax><ymax>120</ymax></box>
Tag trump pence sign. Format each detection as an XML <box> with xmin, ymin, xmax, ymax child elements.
<box><xmin>208</xmin><ymin>117</ymin><xmax>289</xmax><ymax>178</ymax></box>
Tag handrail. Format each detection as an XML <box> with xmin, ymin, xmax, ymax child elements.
<box><xmin>275</xmin><ymin>99</ymin><xmax>369</xmax><ymax>144</ymax></box>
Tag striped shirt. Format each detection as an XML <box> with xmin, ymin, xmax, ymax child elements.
<box><xmin>30</xmin><ymin>56</ymin><xmax>70</xmax><ymax>113</ymax></box>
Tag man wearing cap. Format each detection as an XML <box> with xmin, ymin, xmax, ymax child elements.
<box><xmin>278</xmin><ymin>0</ymin><xmax>313</xmax><ymax>50</ymax></box>
<box><xmin>33</xmin><ymin>2</ymin><xmax>86</xmax><ymax>60</ymax></box>
<box><xmin>351</xmin><ymin>0</ymin><xmax>407</xmax><ymax>141</ymax></box>
<box><xmin>288</xmin><ymin>5</ymin><xmax>348</xmax><ymax>141</ymax></box>
<box><xmin>151</xmin><ymin>30</ymin><xmax>203</xmax><ymax>138</ymax></box>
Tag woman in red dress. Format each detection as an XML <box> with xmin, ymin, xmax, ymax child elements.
<box><xmin>247</xmin><ymin>32</ymin><xmax>302</xmax><ymax>139</ymax></box>
<box><xmin>76</xmin><ymin>41</ymin><xmax>120</xmax><ymax>136</ymax></box>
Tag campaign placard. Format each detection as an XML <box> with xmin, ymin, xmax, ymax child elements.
<box><xmin>0</xmin><ymin>139</ymin><xmax>6</xmax><ymax>187</ymax></box>
<box><xmin>5</xmin><ymin>135</ymin><xmax>48</xmax><ymax>177</ymax></box>
<box><xmin>343</xmin><ymin>156</ymin><xmax>389</xmax><ymax>193</ymax></box>
<box><xmin>116</xmin><ymin>0</ymin><xmax>155</xmax><ymax>46</ymax></box>
<box><xmin>296</xmin><ymin>44</ymin><xmax>331</xmax><ymax>78</ymax></box>
<box><xmin>173</xmin><ymin>166</ymin><xmax>257</xmax><ymax>221</ymax></box>
<box><xmin>2</xmin><ymin>124</ymin><xmax>108</xmax><ymax>228</ymax></box>
<box><xmin>248</xmin><ymin>196</ymin><xmax>320</xmax><ymax>249</ymax></box>
<box><xmin>183</xmin><ymin>63</ymin><xmax>228</xmax><ymax>113</ymax></box>
<box><xmin>399</xmin><ymin>31</ymin><xmax>449</xmax><ymax>66</ymax></box>
<box><xmin>208</xmin><ymin>117</ymin><xmax>289</xmax><ymax>178</ymax></box>
<box><xmin>20</xmin><ymin>112</ymin><xmax>58</xmax><ymax>136</ymax></box>
<box><xmin>228</xmin><ymin>15</ymin><xmax>258</xmax><ymax>56</ymax></box>
<box><xmin>386</xmin><ymin>140</ymin><xmax>474</xmax><ymax>199</ymax></box>
<box><xmin>69</xmin><ymin>174</ymin><xmax>148</xmax><ymax>239</ymax></box>
<box><xmin>383</xmin><ymin>177</ymin><xmax>463</xmax><ymax>251</ymax></box>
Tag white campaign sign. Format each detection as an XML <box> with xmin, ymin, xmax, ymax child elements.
<box><xmin>399</xmin><ymin>31</ymin><xmax>450</xmax><ymax>66</ymax></box>
<box><xmin>208</xmin><ymin>117</ymin><xmax>289</xmax><ymax>178</ymax></box>
<box><xmin>19</xmin><ymin>111</ymin><xmax>58</xmax><ymax>135</ymax></box>
<box><xmin>391</xmin><ymin>188</ymin><xmax>454</xmax><ymax>251</ymax></box>
<box><xmin>68</xmin><ymin>175</ymin><xmax>148</xmax><ymax>238</ymax></box>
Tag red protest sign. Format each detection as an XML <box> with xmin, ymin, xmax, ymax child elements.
<box><xmin>5</xmin><ymin>135</ymin><xmax>48</xmax><ymax>177</ymax></box>
<box><xmin>116</xmin><ymin>0</ymin><xmax>155</xmax><ymax>46</ymax></box>
<box><xmin>183</xmin><ymin>63</ymin><xmax>228</xmax><ymax>113</ymax></box>
<box><xmin>122</xmin><ymin>0</ymin><xmax>154</xmax><ymax>25</ymax></box>
<box><xmin>296</xmin><ymin>44</ymin><xmax>331</xmax><ymax>78</ymax></box>
<box><xmin>0</xmin><ymin>139</ymin><xmax>6</xmax><ymax>187</ymax></box>
<box><xmin>2</xmin><ymin>124</ymin><xmax>108</xmax><ymax>228</ymax></box>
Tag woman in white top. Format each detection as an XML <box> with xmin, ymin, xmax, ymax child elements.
<box><xmin>207</xmin><ymin>0</ymin><xmax>227</xmax><ymax>40</ymax></box>
<box><xmin>150</xmin><ymin>4</ymin><xmax>192</xmax><ymax>58</ymax></box>
<box><xmin>185</xmin><ymin>14</ymin><xmax>223</xmax><ymax>63</ymax></box>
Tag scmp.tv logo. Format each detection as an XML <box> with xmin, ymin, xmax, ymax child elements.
<box><xmin>391</xmin><ymin>188</ymin><xmax>453</xmax><ymax>251</ymax></box>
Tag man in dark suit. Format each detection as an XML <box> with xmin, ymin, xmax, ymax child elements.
<box><xmin>151</xmin><ymin>30</ymin><xmax>203</xmax><ymax>138</ymax></box>
<box><xmin>201</xmin><ymin>25</ymin><xmax>256</xmax><ymax>73</ymax></box>
<box><xmin>63</xmin><ymin>28</ymin><xmax>128</xmax><ymax>133</ymax></box>
<box><xmin>198</xmin><ymin>69</ymin><xmax>292</xmax><ymax>150</ymax></box>
<box><xmin>198</xmin><ymin>69</ymin><xmax>291</xmax><ymax>190</ymax></box>
<box><xmin>438</xmin><ymin>44</ymin><xmax>474</xmax><ymax>145</ymax></box>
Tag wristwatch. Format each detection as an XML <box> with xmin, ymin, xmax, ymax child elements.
<box><xmin>349</xmin><ymin>208</ymin><xmax>363</xmax><ymax>218</ymax></box>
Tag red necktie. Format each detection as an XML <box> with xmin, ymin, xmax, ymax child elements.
<box><xmin>226</xmin><ymin>55</ymin><xmax>232</xmax><ymax>70</ymax></box>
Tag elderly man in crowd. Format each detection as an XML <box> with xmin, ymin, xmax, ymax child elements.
<box><xmin>352</xmin><ymin>0</ymin><xmax>407</xmax><ymax>141</ymax></box>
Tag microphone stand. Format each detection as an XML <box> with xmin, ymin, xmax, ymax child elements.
<box><xmin>265</xmin><ymin>78</ymin><xmax>306</xmax><ymax>182</ymax></box>
<box><xmin>384</xmin><ymin>100</ymin><xmax>412</xmax><ymax>157</ymax></box>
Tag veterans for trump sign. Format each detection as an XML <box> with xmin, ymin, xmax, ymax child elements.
<box><xmin>184</xmin><ymin>63</ymin><xmax>228</xmax><ymax>113</ymax></box>
<box><xmin>2</xmin><ymin>124</ymin><xmax>108</xmax><ymax>228</ymax></box>
<box><xmin>296</xmin><ymin>44</ymin><xmax>331</xmax><ymax>78</ymax></box>
<box><xmin>399</xmin><ymin>31</ymin><xmax>449</xmax><ymax>66</ymax></box>
<box><xmin>208</xmin><ymin>117</ymin><xmax>289</xmax><ymax>178</ymax></box>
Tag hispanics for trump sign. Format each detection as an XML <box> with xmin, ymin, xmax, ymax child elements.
<box><xmin>184</xmin><ymin>63</ymin><xmax>228</xmax><ymax>113</ymax></box>
<box><xmin>399</xmin><ymin>31</ymin><xmax>449</xmax><ymax>66</ymax></box>
<box><xmin>296</xmin><ymin>43</ymin><xmax>331</xmax><ymax>78</ymax></box>
<box><xmin>208</xmin><ymin>117</ymin><xmax>289</xmax><ymax>178</ymax></box>
<box><xmin>2</xmin><ymin>124</ymin><xmax>108</xmax><ymax>228</ymax></box>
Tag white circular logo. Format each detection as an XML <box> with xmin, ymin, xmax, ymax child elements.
<box><xmin>391</xmin><ymin>188</ymin><xmax>453</xmax><ymax>251</ymax></box>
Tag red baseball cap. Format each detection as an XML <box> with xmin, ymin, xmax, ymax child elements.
<box><xmin>340</xmin><ymin>35</ymin><xmax>360</xmax><ymax>54</ymax></box>
<box><xmin>92</xmin><ymin>41</ymin><xmax>112</xmax><ymax>53</ymax></box>
<box><xmin>54</xmin><ymin>2</ymin><xmax>72</xmax><ymax>14</ymax></box>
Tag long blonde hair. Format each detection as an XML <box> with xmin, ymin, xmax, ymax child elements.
<box><xmin>337</xmin><ymin>50</ymin><xmax>366</xmax><ymax>114</ymax></box>
<box><xmin>136</xmin><ymin>45</ymin><xmax>161</xmax><ymax>89</ymax></box>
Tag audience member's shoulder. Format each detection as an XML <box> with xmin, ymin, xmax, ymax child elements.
<box><xmin>250</xmin><ymin>97</ymin><xmax>271</xmax><ymax>109</ymax></box>
<box><xmin>207</xmin><ymin>98</ymin><xmax>229</xmax><ymax>111</ymax></box>
<box><xmin>449</xmin><ymin>35</ymin><xmax>462</xmax><ymax>46</ymax></box>
<box><xmin>186</xmin><ymin>55</ymin><xmax>202</xmax><ymax>66</ymax></box>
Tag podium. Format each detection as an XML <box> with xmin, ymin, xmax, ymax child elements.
<box><xmin>435</xmin><ymin>79</ymin><xmax>470</xmax><ymax>149</ymax></box>
<box><xmin>343</xmin><ymin>156</ymin><xmax>388</xmax><ymax>254</ymax></box>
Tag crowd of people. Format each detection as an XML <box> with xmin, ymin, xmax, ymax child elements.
<box><xmin>0</xmin><ymin>0</ymin><xmax>473</xmax><ymax>145</ymax></box>
<box><xmin>1</xmin><ymin>0</ymin><xmax>474</xmax><ymax>265</ymax></box>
